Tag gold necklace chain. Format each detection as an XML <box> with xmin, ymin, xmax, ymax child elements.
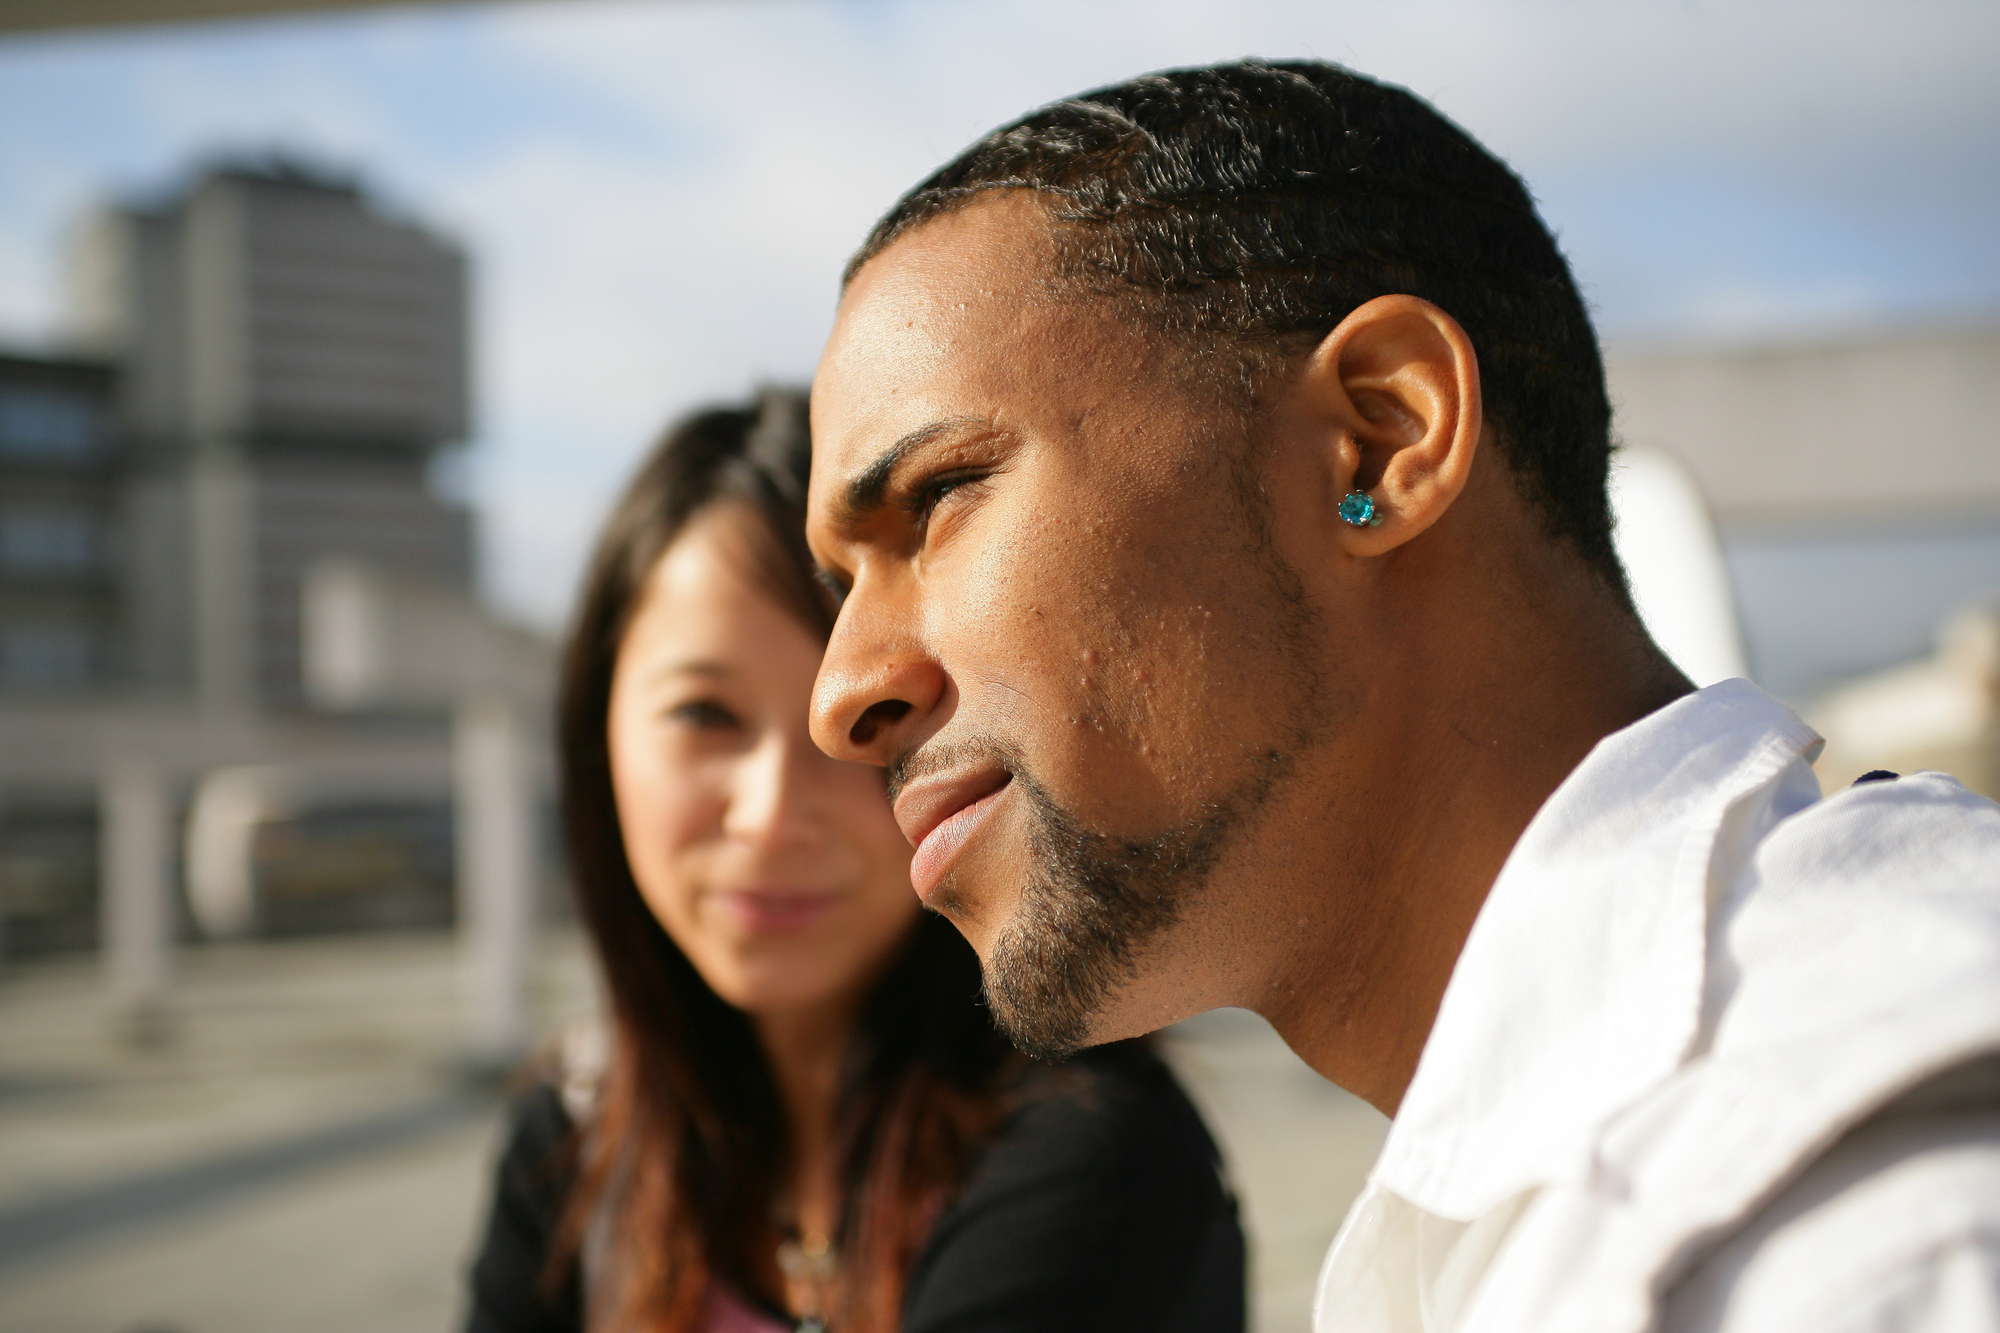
<box><xmin>775</xmin><ymin>1230</ymin><xmax>837</xmax><ymax>1333</ymax></box>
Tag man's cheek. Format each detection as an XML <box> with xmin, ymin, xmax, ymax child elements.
<box><xmin>949</xmin><ymin>627</ymin><xmax>1073</xmax><ymax>741</ymax></box>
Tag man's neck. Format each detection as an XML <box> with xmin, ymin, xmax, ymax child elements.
<box><xmin>1252</xmin><ymin>561</ymin><xmax>1692</xmax><ymax>1116</ymax></box>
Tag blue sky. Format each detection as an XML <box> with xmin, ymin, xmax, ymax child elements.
<box><xmin>1</xmin><ymin>0</ymin><xmax>1995</xmax><ymax>628</ymax></box>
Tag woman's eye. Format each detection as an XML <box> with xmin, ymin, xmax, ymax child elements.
<box><xmin>668</xmin><ymin>700</ymin><xmax>739</xmax><ymax>731</ymax></box>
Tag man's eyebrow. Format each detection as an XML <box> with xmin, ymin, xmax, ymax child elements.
<box><xmin>839</xmin><ymin>416</ymin><xmax>988</xmax><ymax>527</ymax></box>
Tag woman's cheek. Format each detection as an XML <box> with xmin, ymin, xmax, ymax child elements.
<box><xmin>614</xmin><ymin>767</ymin><xmax>711</xmax><ymax>935</ymax></box>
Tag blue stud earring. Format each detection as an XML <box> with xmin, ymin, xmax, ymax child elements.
<box><xmin>1339</xmin><ymin>490</ymin><xmax>1385</xmax><ymax>527</ymax></box>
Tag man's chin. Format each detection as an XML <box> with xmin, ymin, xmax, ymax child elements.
<box><xmin>992</xmin><ymin>976</ymin><xmax>1205</xmax><ymax>1060</ymax></box>
<box><xmin>980</xmin><ymin>919</ymin><xmax>1119</xmax><ymax>1061</ymax></box>
<box><xmin>951</xmin><ymin>757</ymin><xmax>1226</xmax><ymax>1061</ymax></box>
<box><xmin>924</xmin><ymin>874</ymin><xmax>1093</xmax><ymax>1058</ymax></box>
<box><xmin>925</xmin><ymin>876</ymin><xmax>998</xmax><ymax>952</ymax></box>
<box><xmin>986</xmin><ymin>990</ymin><xmax>1095</xmax><ymax>1062</ymax></box>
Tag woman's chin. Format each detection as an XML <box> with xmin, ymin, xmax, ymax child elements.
<box><xmin>679</xmin><ymin>896</ymin><xmax>921</xmax><ymax>1021</ymax></box>
<box><xmin>690</xmin><ymin>940</ymin><xmax>855</xmax><ymax>1016</ymax></box>
<box><xmin>714</xmin><ymin>973</ymin><xmax>852</xmax><ymax>1020</ymax></box>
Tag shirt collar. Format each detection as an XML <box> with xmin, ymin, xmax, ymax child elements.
<box><xmin>1369</xmin><ymin>679</ymin><xmax>1823</xmax><ymax>1219</ymax></box>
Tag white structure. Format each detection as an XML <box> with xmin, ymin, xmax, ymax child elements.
<box><xmin>301</xmin><ymin>555</ymin><xmax>554</xmax><ymax>1066</ymax></box>
<box><xmin>452</xmin><ymin>694</ymin><xmax>539</xmax><ymax>1065</ymax></box>
<box><xmin>1606</xmin><ymin>329</ymin><xmax>2000</xmax><ymax>703</ymax></box>
<box><xmin>1607</xmin><ymin>329</ymin><xmax>2000</xmax><ymax>528</ymax></box>
<box><xmin>183</xmin><ymin>755</ymin><xmax>453</xmax><ymax>938</ymax></box>
<box><xmin>301</xmin><ymin>557</ymin><xmax>550</xmax><ymax>709</ymax></box>
<box><xmin>99</xmin><ymin>755</ymin><xmax>171</xmax><ymax>1037</ymax></box>
<box><xmin>1812</xmin><ymin>606</ymin><xmax>2000</xmax><ymax>795</ymax></box>
<box><xmin>1608</xmin><ymin>447</ymin><xmax>1748</xmax><ymax>689</ymax></box>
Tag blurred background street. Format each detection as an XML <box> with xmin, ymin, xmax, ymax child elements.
<box><xmin>0</xmin><ymin>2</ymin><xmax>1994</xmax><ymax>1331</ymax></box>
<box><xmin>0</xmin><ymin>931</ymin><xmax>594</xmax><ymax>1333</ymax></box>
<box><xmin>0</xmin><ymin>929</ymin><xmax>1384</xmax><ymax>1333</ymax></box>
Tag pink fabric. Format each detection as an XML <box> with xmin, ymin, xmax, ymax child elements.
<box><xmin>702</xmin><ymin>1284</ymin><xmax>794</xmax><ymax>1333</ymax></box>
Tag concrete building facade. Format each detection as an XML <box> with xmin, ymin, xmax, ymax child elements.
<box><xmin>1606</xmin><ymin>328</ymin><xmax>2000</xmax><ymax>700</ymax></box>
<box><xmin>0</xmin><ymin>161</ymin><xmax>489</xmax><ymax>963</ymax></box>
<box><xmin>69</xmin><ymin>159</ymin><xmax>472</xmax><ymax>711</ymax></box>
<box><xmin>0</xmin><ymin>354</ymin><xmax>121</xmax><ymax>694</ymax></box>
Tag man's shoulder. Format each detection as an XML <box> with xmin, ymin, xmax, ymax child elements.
<box><xmin>1753</xmin><ymin>768</ymin><xmax>2000</xmax><ymax>898</ymax></box>
<box><xmin>1566</xmin><ymin>771</ymin><xmax>2000</xmax><ymax>1331</ymax></box>
<box><xmin>1625</xmin><ymin>770</ymin><xmax>2000</xmax><ymax>1221</ymax></box>
<box><xmin>1442</xmin><ymin>773</ymin><xmax>2000</xmax><ymax>1333</ymax></box>
<box><xmin>1659</xmin><ymin>1056</ymin><xmax>2000</xmax><ymax>1333</ymax></box>
<box><xmin>1445</xmin><ymin>1052</ymin><xmax>2000</xmax><ymax>1333</ymax></box>
<box><xmin>1715</xmin><ymin>769</ymin><xmax>2000</xmax><ymax>1051</ymax></box>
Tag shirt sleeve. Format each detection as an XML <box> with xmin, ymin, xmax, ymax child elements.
<box><xmin>902</xmin><ymin>1040</ymin><xmax>1246</xmax><ymax>1333</ymax></box>
<box><xmin>464</xmin><ymin>1083</ymin><xmax>585</xmax><ymax>1333</ymax></box>
<box><xmin>1658</xmin><ymin>1096</ymin><xmax>2000</xmax><ymax>1333</ymax></box>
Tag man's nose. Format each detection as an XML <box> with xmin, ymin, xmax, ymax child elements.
<box><xmin>811</xmin><ymin>612</ymin><xmax>946</xmax><ymax>767</ymax></box>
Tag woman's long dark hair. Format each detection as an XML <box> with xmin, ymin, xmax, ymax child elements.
<box><xmin>555</xmin><ymin>389</ymin><xmax>1017</xmax><ymax>1331</ymax></box>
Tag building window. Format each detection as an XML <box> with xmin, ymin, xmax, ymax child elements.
<box><xmin>0</xmin><ymin>507</ymin><xmax>100</xmax><ymax>576</ymax></box>
<box><xmin>0</xmin><ymin>623</ymin><xmax>95</xmax><ymax>687</ymax></box>
<box><xmin>0</xmin><ymin>387</ymin><xmax>102</xmax><ymax>461</ymax></box>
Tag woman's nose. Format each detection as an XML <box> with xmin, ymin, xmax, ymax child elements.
<box><xmin>722</xmin><ymin>734</ymin><xmax>823</xmax><ymax>849</ymax></box>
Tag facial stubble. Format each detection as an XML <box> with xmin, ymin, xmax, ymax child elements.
<box><xmin>974</xmin><ymin>755</ymin><xmax>1289</xmax><ymax>1060</ymax></box>
<box><xmin>921</xmin><ymin>410</ymin><xmax>1330</xmax><ymax>1059</ymax></box>
<box><xmin>977</xmin><ymin>476</ymin><xmax>1327</xmax><ymax>1057</ymax></box>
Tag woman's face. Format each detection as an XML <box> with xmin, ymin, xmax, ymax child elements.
<box><xmin>608</xmin><ymin>503</ymin><xmax>921</xmax><ymax>1019</ymax></box>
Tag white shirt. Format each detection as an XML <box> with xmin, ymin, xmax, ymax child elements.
<box><xmin>1314</xmin><ymin>679</ymin><xmax>2000</xmax><ymax>1333</ymax></box>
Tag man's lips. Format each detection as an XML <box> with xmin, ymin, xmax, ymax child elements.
<box><xmin>894</xmin><ymin>767</ymin><xmax>1013</xmax><ymax>903</ymax></box>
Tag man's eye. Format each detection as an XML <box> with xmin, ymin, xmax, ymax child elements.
<box><xmin>668</xmin><ymin>701</ymin><xmax>739</xmax><ymax>731</ymax></box>
<box><xmin>909</xmin><ymin>469</ymin><xmax>985</xmax><ymax>521</ymax></box>
<box><xmin>813</xmin><ymin>567</ymin><xmax>850</xmax><ymax>610</ymax></box>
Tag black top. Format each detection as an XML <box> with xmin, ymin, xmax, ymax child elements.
<box><xmin>464</xmin><ymin>1040</ymin><xmax>1245</xmax><ymax>1333</ymax></box>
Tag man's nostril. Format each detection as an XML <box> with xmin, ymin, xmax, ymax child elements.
<box><xmin>851</xmin><ymin>699</ymin><xmax>913</xmax><ymax>747</ymax></box>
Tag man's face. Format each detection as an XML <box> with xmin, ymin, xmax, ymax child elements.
<box><xmin>807</xmin><ymin>195</ymin><xmax>1330</xmax><ymax>1057</ymax></box>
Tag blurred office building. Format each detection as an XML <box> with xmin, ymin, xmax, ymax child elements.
<box><xmin>0</xmin><ymin>352</ymin><xmax>119</xmax><ymax>695</ymax></box>
<box><xmin>0</xmin><ymin>161</ymin><xmax>550</xmax><ymax>996</ymax></box>
<box><xmin>68</xmin><ymin>158</ymin><xmax>472</xmax><ymax>710</ymax></box>
<box><xmin>1607</xmin><ymin>327</ymin><xmax>2000</xmax><ymax>793</ymax></box>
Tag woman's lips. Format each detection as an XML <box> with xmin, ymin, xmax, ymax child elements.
<box><xmin>897</xmin><ymin>770</ymin><xmax>1013</xmax><ymax>904</ymax></box>
<box><xmin>714</xmin><ymin>890</ymin><xmax>839</xmax><ymax>934</ymax></box>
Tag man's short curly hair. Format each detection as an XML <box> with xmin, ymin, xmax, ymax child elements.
<box><xmin>848</xmin><ymin>59</ymin><xmax>1624</xmax><ymax>589</ymax></box>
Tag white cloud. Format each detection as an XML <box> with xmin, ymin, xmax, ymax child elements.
<box><xmin>135</xmin><ymin>53</ymin><xmax>390</xmax><ymax>166</ymax></box>
<box><xmin>0</xmin><ymin>0</ymin><xmax>1993</xmax><ymax>628</ymax></box>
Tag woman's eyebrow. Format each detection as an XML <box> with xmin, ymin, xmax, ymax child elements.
<box><xmin>644</xmin><ymin>658</ymin><xmax>734</xmax><ymax>686</ymax></box>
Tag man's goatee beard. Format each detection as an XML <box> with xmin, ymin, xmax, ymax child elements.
<box><xmin>977</xmin><ymin>761</ymin><xmax>1276</xmax><ymax>1061</ymax></box>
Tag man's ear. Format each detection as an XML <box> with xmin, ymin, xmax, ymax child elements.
<box><xmin>1293</xmin><ymin>294</ymin><xmax>1483</xmax><ymax>555</ymax></box>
